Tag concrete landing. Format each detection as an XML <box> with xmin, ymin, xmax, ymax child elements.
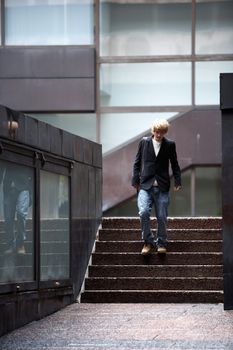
<box><xmin>1</xmin><ymin>303</ymin><xmax>233</xmax><ymax>349</ymax></box>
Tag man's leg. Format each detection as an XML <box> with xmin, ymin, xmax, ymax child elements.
<box><xmin>153</xmin><ymin>187</ymin><xmax>169</xmax><ymax>250</ymax></box>
<box><xmin>137</xmin><ymin>188</ymin><xmax>155</xmax><ymax>254</ymax></box>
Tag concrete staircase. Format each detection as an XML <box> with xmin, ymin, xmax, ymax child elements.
<box><xmin>81</xmin><ymin>217</ymin><xmax>223</xmax><ymax>303</ymax></box>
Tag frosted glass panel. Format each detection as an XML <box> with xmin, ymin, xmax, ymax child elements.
<box><xmin>101</xmin><ymin>63</ymin><xmax>191</xmax><ymax>107</ymax></box>
<box><xmin>0</xmin><ymin>160</ymin><xmax>34</xmax><ymax>283</ymax></box>
<box><xmin>195</xmin><ymin>167</ymin><xmax>222</xmax><ymax>216</ymax></box>
<box><xmin>196</xmin><ymin>61</ymin><xmax>233</xmax><ymax>105</ymax></box>
<box><xmin>30</xmin><ymin>114</ymin><xmax>96</xmax><ymax>142</ymax></box>
<box><xmin>101</xmin><ymin>112</ymin><xmax>176</xmax><ymax>154</ymax></box>
<box><xmin>100</xmin><ymin>1</ymin><xmax>192</xmax><ymax>56</ymax></box>
<box><xmin>196</xmin><ymin>0</ymin><xmax>233</xmax><ymax>54</ymax></box>
<box><xmin>40</xmin><ymin>170</ymin><xmax>70</xmax><ymax>281</ymax></box>
<box><xmin>169</xmin><ymin>168</ymin><xmax>191</xmax><ymax>217</ymax></box>
<box><xmin>5</xmin><ymin>0</ymin><xmax>94</xmax><ymax>45</ymax></box>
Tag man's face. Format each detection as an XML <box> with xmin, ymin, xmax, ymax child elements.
<box><xmin>153</xmin><ymin>129</ymin><xmax>166</xmax><ymax>142</ymax></box>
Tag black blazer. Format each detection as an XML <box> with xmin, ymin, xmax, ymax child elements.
<box><xmin>131</xmin><ymin>136</ymin><xmax>181</xmax><ymax>192</ymax></box>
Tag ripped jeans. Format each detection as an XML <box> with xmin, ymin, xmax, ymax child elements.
<box><xmin>137</xmin><ymin>186</ymin><xmax>169</xmax><ymax>247</ymax></box>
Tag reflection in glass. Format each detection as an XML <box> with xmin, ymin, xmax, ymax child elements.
<box><xmin>196</xmin><ymin>0</ymin><xmax>233</xmax><ymax>55</ymax></box>
<box><xmin>100</xmin><ymin>1</ymin><xmax>192</xmax><ymax>56</ymax></box>
<box><xmin>195</xmin><ymin>61</ymin><xmax>233</xmax><ymax>105</ymax></box>
<box><xmin>5</xmin><ymin>0</ymin><xmax>94</xmax><ymax>45</ymax></box>
<box><xmin>101</xmin><ymin>62</ymin><xmax>191</xmax><ymax>107</ymax></box>
<box><xmin>40</xmin><ymin>170</ymin><xmax>70</xmax><ymax>281</ymax></box>
<box><xmin>169</xmin><ymin>169</ymin><xmax>191</xmax><ymax>217</ymax></box>
<box><xmin>195</xmin><ymin>167</ymin><xmax>222</xmax><ymax>216</ymax></box>
<box><xmin>0</xmin><ymin>160</ymin><xmax>34</xmax><ymax>283</ymax></box>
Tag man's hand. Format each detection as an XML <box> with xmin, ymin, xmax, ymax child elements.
<box><xmin>174</xmin><ymin>185</ymin><xmax>181</xmax><ymax>192</ymax></box>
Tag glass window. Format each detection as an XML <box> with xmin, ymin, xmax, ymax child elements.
<box><xmin>30</xmin><ymin>114</ymin><xmax>97</xmax><ymax>142</ymax></box>
<box><xmin>169</xmin><ymin>168</ymin><xmax>191</xmax><ymax>217</ymax></box>
<box><xmin>196</xmin><ymin>0</ymin><xmax>233</xmax><ymax>55</ymax></box>
<box><xmin>101</xmin><ymin>112</ymin><xmax>176</xmax><ymax>154</ymax></box>
<box><xmin>195</xmin><ymin>61</ymin><xmax>233</xmax><ymax>105</ymax></box>
<box><xmin>40</xmin><ymin>170</ymin><xmax>70</xmax><ymax>281</ymax></box>
<box><xmin>101</xmin><ymin>62</ymin><xmax>192</xmax><ymax>107</ymax></box>
<box><xmin>100</xmin><ymin>0</ymin><xmax>192</xmax><ymax>56</ymax></box>
<box><xmin>195</xmin><ymin>167</ymin><xmax>222</xmax><ymax>216</ymax></box>
<box><xmin>5</xmin><ymin>0</ymin><xmax>94</xmax><ymax>45</ymax></box>
<box><xmin>104</xmin><ymin>195</ymin><xmax>138</xmax><ymax>217</ymax></box>
<box><xmin>0</xmin><ymin>160</ymin><xmax>34</xmax><ymax>283</ymax></box>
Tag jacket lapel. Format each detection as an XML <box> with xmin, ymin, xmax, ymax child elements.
<box><xmin>148</xmin><ymin>137</ymin><xmax>156</xmax><ymax>160</ymax></box>
<box><xmin>156</xmin><ymin>137</ymin><xmax>166</xmax><ymax>160</ymax></box>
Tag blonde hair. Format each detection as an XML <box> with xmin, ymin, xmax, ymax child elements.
<box><xmin>151</xmin><ymin>119</ymin><xmax>170</xmax><ymax>134</ymax></box>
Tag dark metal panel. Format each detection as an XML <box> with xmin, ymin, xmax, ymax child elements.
<box><xmin>62</xmin><ymin>130</ymin><xmax>75</xmax><ymax>159</ymax></box>
<box><xmin>0</xmin><ymin>105</ymin><xmax>9</xmax><ymax>138</ymax></box>
<box><xmin>0</xmin><ymin>78</ymin><xmax>95</xmax><ymax>112</ymax></box>
<box><xmin>89</xmin><ymin>166</ymin><xmax>96</xmax><ymax>218</ymax></box>
<box><xmin>83</xmin><ymin>139</ymin><xmax>93</xmax><ymax>165</ymax></box>
<box><xmin>95</xmin><ymin>168</ymin><xmax>103</xmax><ymax>220</ymax></box>
<box><xmin>73</xmin><ymin>136</ymin><xmax>84</xmax><ymax>164</ymax></box>
<box><xmin>37</xmin><ymin>119</ymin><xmax>51</xmax><ymax>153</ymax></box>
<box><xmin>220</xmin><ymin>73</ymin><xmax>233</xmax><ymax>309</ymax></box>
<box><xmin>24</xmin><ymin>116</ymin><xmax>39</xmax><ymax>148</ymax></box>
<box><xmin>220</xmin><ymin>73</ymin><xmax>233</xmax><ymax>110</ymax></box>
<box><xmin>222</xmin><ymin>110</ymin><xmax>233</xmax><ymax>309</ymax></box>
<box><xmin>0</xmin><ymin>47</ymin><xmax>95</xmax><ymax>78</ymax></box>
<box><xmin>48</xmin><ymin>124</ymin><xmax>63</xmax><ymax>155</ymax></box>
<box><xmin>73</xmin><ymin>163</ymin><xmax>89</xmax><ymax>219</ymax></box>
<box><xmin>93</xmin><ymin>143</ymin><xmax>102</xmax><ymax>168</ymax></box>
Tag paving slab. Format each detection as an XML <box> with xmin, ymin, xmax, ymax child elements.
<box><xmin>0</xmin><ymin>303</ymin><xmax>233</xmax><ymax>350</ymax></box>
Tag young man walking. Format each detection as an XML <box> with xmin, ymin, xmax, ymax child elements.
<box><xmin>131</xmin><ymin>119</ymin><xmax>181</xmax><ymax>255</ymax></box>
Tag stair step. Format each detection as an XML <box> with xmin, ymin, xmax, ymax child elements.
<box><xmin>95</xmin><ymin>240</ymin><xmax>222</xmax><ymax>253</ymax></box>
<box><xmin>81</xmin><ymin>290</ymin><xmax>223</xmax><ymax>303</ymax></box>
<box><xmin>99</xmin><ymin>229</ymin><xmax>222</xmax><ymax>241</ymax></box>
<box><xmin>102</xmin><ymin>217</ymin><xmax>222</xmax><ymax>230</ymax></box>
<box><xmin>88</xmin><ymin>265</ymin><xmax>223</xmax><ymax>278</ymax></box>
<box><xmin>92</xmin><ymin>252</ymin><xmax>222</xmax><ymax>266</ymax></box>
<box><xmin>81</xmin><ymin>217</ymin><xmax>223</xmax><ymax>304</ymax></box>
<box><xmin>85</xmin><ymin>277</ymin><xmax>223</xmax><ymax>291</ymax></box>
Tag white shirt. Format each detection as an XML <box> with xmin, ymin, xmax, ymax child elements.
<box><xmin>152</xmin><ymin>138</ymin><xmax>161</xmax><ymax>186</ymax></box>
<box><xmin>152</xmin><ymin>138</ymin><xmax>161</xmax><ymax>157</ymax></box>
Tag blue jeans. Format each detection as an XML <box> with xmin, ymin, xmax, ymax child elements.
<box><xmin>4</xmin><ymin>188</ymin><xmax>30</xmax><ymax>248</ymax></box>
<box><xmin>137</xmin><ymin>186</ymin><xmax>169</xmax><ymax>247</ymax></box>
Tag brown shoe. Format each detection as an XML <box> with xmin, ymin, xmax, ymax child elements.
<box><xmin>157</xmin><ymin>246</ymin><xmax>167</xmax><ymax>254</ymax></box>
<box><xmin>141</xmin><ymin>243</ymin><xmax>153</xmax><ymax>256</ymax></box>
